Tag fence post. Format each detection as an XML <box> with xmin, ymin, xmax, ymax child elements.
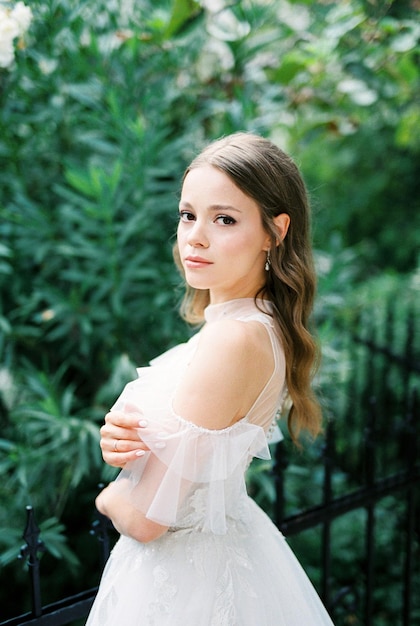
<box><xmin>273</xmin><ymin>440</ymin><xmax>287</xmax><ymax>527</ymax></box>
<box><xmin>18</xmin><ymin>506</ymin><xmax>45</xmax><ymax>618</ymax></box>
<box><xmin>403</xmin><ymin>389</ymin><xmax>418</xmax><ymax>626</ymax></box>
<box><xmin>364</xmin><ymin>395</ymin><xmax>377</xmax><ymax>626</ymax></box>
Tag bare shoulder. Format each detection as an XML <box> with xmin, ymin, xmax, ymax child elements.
<box><xmin>198</xmin><ymin>318</ymin><xmax>272</xmax><ymax>363</ymax></box>
<box><xmin>173</xmin><ymin>319</ymin><xmax>274</xmax><ymax>430</ymax></box>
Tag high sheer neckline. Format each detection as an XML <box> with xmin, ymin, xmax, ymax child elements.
<box><xmin>204</xmin><ymin>298</ymin><xmax>273</xmax><ymax>323</ymax></box>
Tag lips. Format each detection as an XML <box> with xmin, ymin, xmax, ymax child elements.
<box><xmin>184</xmin><ymin>256</ymin><xmax>213</xmax><ymax>268</ymax></box>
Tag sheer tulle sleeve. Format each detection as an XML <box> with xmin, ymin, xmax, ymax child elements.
<box><xmin>108</xmin><ymin>335</ymin><xmax>274</xmax><ymax>535</ymax></box>
<box><xmin>114</xmin><ymin>405</ymin><xmax>271</xmax><ymax>535</ymax></box>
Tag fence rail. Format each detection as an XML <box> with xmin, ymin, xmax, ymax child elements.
<box><xmin>1</xmin><ymin>589</ymin><xmax>96</xmax><ymax>626</ymax></box>
<box><xmin>2</xmin><ymin>305</ymin><xmax>419</xmax><ymax>626</ymax></box>
<box><xmin>274</xmin><ymin>389</ymin><xmax>419</xmax><ymax>625</ymax></box>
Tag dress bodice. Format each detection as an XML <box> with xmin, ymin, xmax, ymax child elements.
<box><xmin>113</xmin><ymin>298</ymin><xmax>287</xmax><ymax>535</ymax></box>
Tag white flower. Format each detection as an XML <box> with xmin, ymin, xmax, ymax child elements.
<box><xmin>38</xmin><ymin>57</ymin><xmax>58</xmax><ymax>75</ymax></box>
<box><xmin>0</xmin><ymin>10</ymin><xmax>20</xmax><ymax>41</ymax></box>
<box><xmin>0</xmin><ymin>1</ymin><xmax>32</xmax><ymax>68</ymax></box>
<box><xmin>199</xmin><ymin>0</ymin><xmax>226</xmax><ymax>13</ymax></box>
<box><xmin>0</xmin><ymin>38</ymin><xmax>14</xmax><ymax>68</ymax></box>
<box><xmin>11</xmin><ymin>1</ymin><xmax>32</xmax><ymax>34</ymax></box>
<box><xmin>196</xmin><ymin>38</ymin><xmax>234</xmax><ymax>82</ymax></box>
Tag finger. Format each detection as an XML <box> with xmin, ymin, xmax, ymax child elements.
<box><xmin>102</xmin><ymin>449</ymin><xmax>148</xmax><ymax>468</ymax></box>
<box><xmin>99</xmin><ymin>429</ymin><xmax>149</xmax><ymax>452</ymax></box>
<box><xmin>104</xmin><ymin>409</ymin><xmax>142</xmax><ymax>429</ymax></box>
<box><xmin>100</xmin><ymin>436</ymin><xmax>149</xmax><ymax>454</ymax></box>
<box><xmin>100</xmin><ymin>422</ymin><xmax>141</xmax><ymax>444</ymax></box>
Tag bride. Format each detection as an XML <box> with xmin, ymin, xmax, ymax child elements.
<box><xmin>86</xmin><ymin>132</ymin><xmax>334</xmax><ymax>625</ymax></box>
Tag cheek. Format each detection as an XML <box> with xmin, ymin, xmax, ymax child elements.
<box><xmin>222</xmin><ymin>228</ymin><xmax>262</xmax><ymax>256</ymax></box>
<box><xmin>176</xmin><ymin>223</ymin><xmax>186</xmax><ymax>247</ymax></box>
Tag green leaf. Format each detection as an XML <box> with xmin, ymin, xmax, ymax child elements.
<box><xmin>164</xmin><ymin>0</ymin><xmax>202</xmax><ymax>39</ymax></box>
<box><xmin>267</xmin><ymin>51</ymin><xmax>309</xmax><ymax>85</ymax></box>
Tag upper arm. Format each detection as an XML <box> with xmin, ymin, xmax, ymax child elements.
<box><xmin>173</xmin><ymin>320</ymin><xmax>274</xmax><ymax>430</ymax></box>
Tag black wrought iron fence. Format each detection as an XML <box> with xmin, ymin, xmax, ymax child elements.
<box><xmin>271</xmin><ymin>300</ymin><xmax>419</xmax><ymax>625</ymax></box>
<box><xmin>0</xmin><ymin>507</ymin><xmax>111</xmax><ymax>626</ymax></box>
<box><xmin>1</xmin><ymin>303</ymin><xmax>419</xmax><ymax>626</ymax></box>
<box><xmin>274</xmin><ymin>392</ymin><xmax>418</xmax><ymax>625</ymax></box>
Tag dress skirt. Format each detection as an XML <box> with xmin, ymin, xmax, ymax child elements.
<box><xmin>86</xmin><ymin>498</ymin><xmax>334</xmax><ymax>626</ymax></box>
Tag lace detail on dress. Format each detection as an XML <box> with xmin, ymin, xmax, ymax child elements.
<box><xmin>169</xmin><ymin>410</ymin><xmax>250</xmax><ymax>435</ymax></box>
<box><xmin>97</xmin><ymin>585</ymin><xmax>118</xmax><ymax>624</ymax></box>
<box><xmin>180</xmin><ymin>516</ymin><xmax>258</xmax><ymax>626</ymax></box>
<box><xmin>214</xmin><ymin>562</ymin><xmax>236</xmax><ymax>625</ymax></box>
<box><xmin>147</xmin><ymin>565</ymin><xmax>178</xmax><ymax>624</ymax></box>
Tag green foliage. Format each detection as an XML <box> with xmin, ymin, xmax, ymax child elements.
<box><xmin>0</xmin><ymin>0</ymin><xmax>419</xmax><ymax>619</ymax></box>
<box><xmin>0</xmin><ymin>362</ymin><xmax>103</xmax><ymax>574</ymax></box>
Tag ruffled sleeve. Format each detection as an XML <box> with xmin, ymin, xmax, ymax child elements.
<box><xmin>108</xmin><ymin>328</ymin><xmax>276</xmax><ymax>535</ymax></box>
<box><xmin>115</xmin><ymin>410</ymin><xmax>270</xmax><ymax>535</ymax></box>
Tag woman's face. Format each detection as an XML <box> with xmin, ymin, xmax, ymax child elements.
<box><xmin>177</xmin><ymin>165</ymin><xmax>271</xmax><ymax>303</ymax></box>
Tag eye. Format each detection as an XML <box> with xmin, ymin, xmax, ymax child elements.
<box><xmin>179</xmin><ymin>210</ymin><xmax>195</xmax><ymax>222</ymax></box>
<box><xmin>215</xmin><ymin>215</ymin><xmax>236</xmax><ymax>225</ymax></box>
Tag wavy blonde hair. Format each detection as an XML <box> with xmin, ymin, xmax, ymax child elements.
<box><xmin>173</xmin><ymin>132</ymin><xmax>322</xmax><ymax>443</ymax></box>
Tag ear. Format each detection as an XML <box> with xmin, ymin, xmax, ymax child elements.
<box><xmin>273</xmin><ymin>213</ymin><xmax>290</xmax><ymax>243</ymax></box>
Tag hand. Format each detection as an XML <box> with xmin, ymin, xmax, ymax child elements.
<box><xmin>100</xmin><ymin>404</ymin><xmax>150</xmax><ymax>468</ymax></box>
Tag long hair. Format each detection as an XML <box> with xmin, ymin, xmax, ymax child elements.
<box><xmin>173</xmin><ymin>132</ymin><xmax>322</xmax><ymax>443</ymax></box>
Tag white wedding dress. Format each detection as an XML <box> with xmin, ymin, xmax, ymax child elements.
<box><xmin>86</xmin><ymin>298</ymin><xmax>334</xmax><ymax>625</ymax></box>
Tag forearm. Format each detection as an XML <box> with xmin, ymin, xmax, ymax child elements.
<box><xmin>96</xmin><ymin>482</ymin><xmax>168</xmax><ymax>543</ymax></box>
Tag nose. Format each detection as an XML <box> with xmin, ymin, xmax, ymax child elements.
<box><xmin>186</xmin><ymin>219</ymin><xmax>209</xmax><ymax>248</ymax></box>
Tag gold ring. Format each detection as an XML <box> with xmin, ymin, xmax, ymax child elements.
<box><xmin>114</xmin><ymin>440</ymin><xmax>119</xmax><ymax>452</ymax></box>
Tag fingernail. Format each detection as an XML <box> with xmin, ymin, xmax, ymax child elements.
<box><xmin>138</xmin><ymin>420</ymin><xmax>148</xmax><ymax>427</ymax></box>
<box><xmin>154</xmin><ymin>442</ymin><xmax>166</xmax><ymax>449</ymax></box>
<box><xmin>135</xmin><ymin>450</ymin><xmax>145</xmax><ymax>457</ymax></box>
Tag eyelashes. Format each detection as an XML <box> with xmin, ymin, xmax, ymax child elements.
<box><xmin>178</xmin><ymin>211</ymin><xmax>237</xmax><ymax>226</ymax></box>
<box><xmin>215</xmin><ymin>215</ymin><xmax>236</xmax><ymax>225</ymax></box>
<box><xmin>178</xmin><ymin>210</ymin><xmax>194</xmax><ymax>222</ymax></box>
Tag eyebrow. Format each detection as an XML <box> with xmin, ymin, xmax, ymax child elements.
<box><xmin>179</xmin><ymin>201</ymin><xmax>242</xmax><ymax>213</ymax></box>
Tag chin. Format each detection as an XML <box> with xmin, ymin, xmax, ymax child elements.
<box><xmin>186</xmin><ymin>280</ymin><xmax>211</xmax><ymax>291</ymax></box>
<box><xmin>184</xmin><ymin>275</ymin><xmax>210</xmax><ymax>290</ymax></box>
